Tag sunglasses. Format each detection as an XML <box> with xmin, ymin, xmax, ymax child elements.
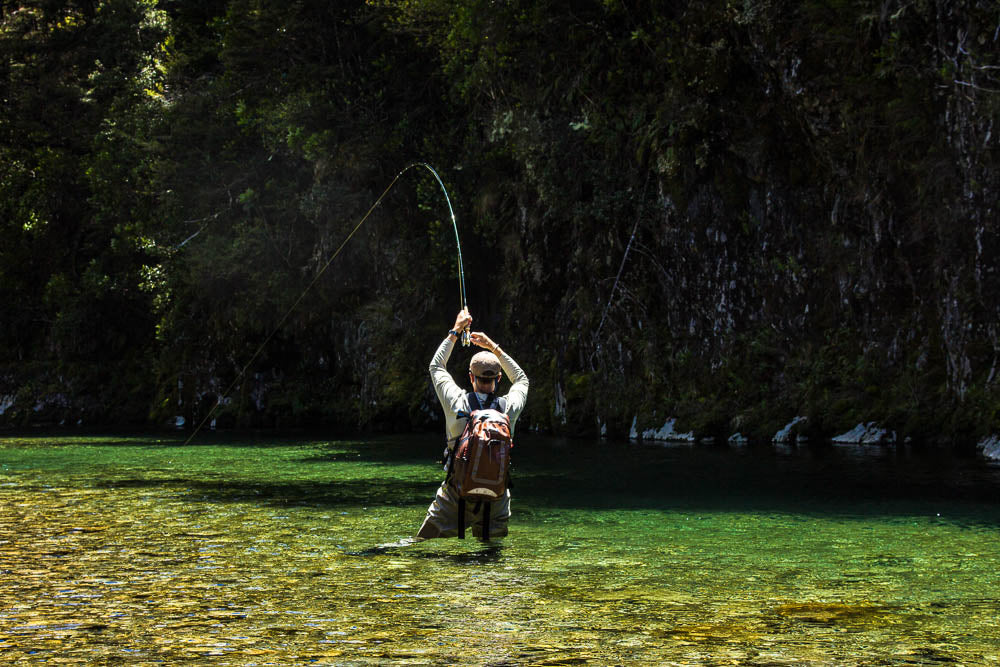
<box><xmin>473</xmin><ymin>375</ymin><xmax>500</xmax><ymax>383</ymax></box>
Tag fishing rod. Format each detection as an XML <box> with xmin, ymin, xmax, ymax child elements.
<box><xmin>184</xmin><ymin>162</ymin><xmax>469</xmax><ymax>444</ymax></box>
<box><xmin>418</xmin><ymin>163</ymin><xmax>471</xmax><ymax>346</ymax></box>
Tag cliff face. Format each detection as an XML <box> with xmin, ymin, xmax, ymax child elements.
<box><xmin>415</xmin><ymin>1</ymin><xmax>1000</xmax><ymax>444</ymax></box>
<box><xmin>1</xmin><ymin>1</ymin><xmax>997</xmax><ymax>445</ymax></box>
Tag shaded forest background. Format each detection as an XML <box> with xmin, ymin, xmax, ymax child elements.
<box><xmin>1</xmin><ymin>0</ymin><xmax>998</xmax><ymax>446</ymax></box>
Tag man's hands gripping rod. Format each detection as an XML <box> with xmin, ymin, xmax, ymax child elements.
<box><xmin>451</xmin><ymin>308</ymin><xmax>501</xmax><ymax>355</ymax></box>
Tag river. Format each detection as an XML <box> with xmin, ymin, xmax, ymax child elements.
<box><xmin>2</xmin><ymin>432</ymin><xmax>999</xmax><ymax>664</ymax></box>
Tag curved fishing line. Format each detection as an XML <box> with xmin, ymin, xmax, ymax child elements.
<box><xmin>594</xmin><ymin>172</ymin><xmax>650</xmax><ymax>341</ymax></box>
<box><xmin>418</xmin><ymin>163</ymin><xmax>467</xmax><ymax>311</ymax></box>
<box><xmin>184</xmin><ymin>162</ymin><xmax>465</xmax><ymax>444</ymax></box>
<box><xmin>594</xmin><ymin>217</ymin><xmax>640</xmax><ymax>340</ymax></box>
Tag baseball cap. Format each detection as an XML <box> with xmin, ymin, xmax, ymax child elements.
<box><xmin>469</xmin><ymin>351</ymin><xmax>502</xmax><ymax>379</ymax></box>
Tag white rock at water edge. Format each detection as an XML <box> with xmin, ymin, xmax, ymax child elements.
<box><xmin>832</xmin><ymin>422</ymin><xmax>896</xmax><ymax>444</ymax></box>
<box><xmin>773</xmin><ymin>416</ymin><xmax>807</xmax><ymax>443</ymax></box>
<box><xmin>978</xmin><ymin>435</ymin><xmax>1000</xmax><ymax>461</ymax></box>
<box><xmin>630</xmin><ymin>416</ymin><xmax>696</xmax><ymax>442</ymax></box>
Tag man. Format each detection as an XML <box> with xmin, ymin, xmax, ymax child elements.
<box><xmin>416</xmin><ymin>308</ymin><xmax>529</xmax><ymax>540</ymax></box>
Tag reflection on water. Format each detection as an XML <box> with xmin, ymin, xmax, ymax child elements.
<box><xmin>2</xmin><ymin>432</ymin><xmax>1000</xmax><ymax>664</ymax></box>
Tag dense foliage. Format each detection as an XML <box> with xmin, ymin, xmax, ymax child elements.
<box><xmin>2</xmin><ymin>0</ymin><xmax>998</xmax><ymax>446</ymax></box>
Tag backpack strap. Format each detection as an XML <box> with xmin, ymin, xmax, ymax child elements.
<box><xmin>467</xmin><ymin>391</ymin><xmax>487</xmax><ymax>412</ymax></box>
<box><xmin>457</xmin><ymin>500</ymin><xmax>490</xmax><ymax>541</ymax></box>
<box><xmin>481</xmin><ymin>500</ymin><xmax>490</xmax><ymax>540</ymax></box>
<box><xmin>467</xmin><ymin>392</ymin><xmax>506</xmax><ymax>413</ymax></box>
<box><xmin>458</xmin><ymin>392</ymin><xmax>508</xmax><ymax>415</ymax></box>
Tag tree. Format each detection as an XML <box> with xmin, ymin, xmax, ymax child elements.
<box><xmin>0</xmin><ymin>0</ymin><xmax>170</xmax><ymax>422</ymax></box>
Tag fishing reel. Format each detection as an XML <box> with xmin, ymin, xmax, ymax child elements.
<box><xmin>461</xmin><ymin>329</ymin><xmax>471</xmax><ymax>347</ymax></box>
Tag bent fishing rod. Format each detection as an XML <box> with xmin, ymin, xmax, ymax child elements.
<box><xmin>184</xmin><ymin>162</ymin><xmax>469</xmax><ymax>444</ymax></box>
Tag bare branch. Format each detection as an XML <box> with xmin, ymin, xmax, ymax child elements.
<box><xmin>954</xmin><ymin>79</ymin><xmax>1000</xmax><ymax>94</ymax></box>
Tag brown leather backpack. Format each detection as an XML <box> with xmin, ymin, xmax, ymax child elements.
<box><xmin>448</xmin><ymin>392</ymin><xmax>511</xmax><ymax>538</ymax></box>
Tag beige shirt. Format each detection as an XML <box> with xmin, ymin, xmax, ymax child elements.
<box><xmin>428</xmin><ymin>336</ymin><xmax>529</xmax><ymax>448</ymax></box>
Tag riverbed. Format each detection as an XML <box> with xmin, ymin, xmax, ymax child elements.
<box><xmin>2</xmin><ymin>433</ymin><xmax>999</xmax><ymax>664</ymax></box>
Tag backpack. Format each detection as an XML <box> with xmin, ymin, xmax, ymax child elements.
<box><xmin>448</xmin><ymin>392</ymin><xmax>511</xmax><ymax>539</ymax></box>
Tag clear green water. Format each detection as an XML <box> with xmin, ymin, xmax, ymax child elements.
<box><xmin>2</xmin><ymin>433</ymin><xmax>999</xmax><ymax>665</ymax></box>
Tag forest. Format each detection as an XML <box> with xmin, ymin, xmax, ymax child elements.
<box><xmin>1</xmin><ymin>0</ymin><xmax>998</xmax><ymax>447</ymax></box>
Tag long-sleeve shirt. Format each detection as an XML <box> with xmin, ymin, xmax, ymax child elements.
<box><xmin>428</xmin><ymin>336</ymin><xmax>529</xmax><ymax>449</ymax></box>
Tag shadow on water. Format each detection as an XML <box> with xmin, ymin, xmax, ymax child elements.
<box><xmin>95</xmin><ymin>477</ymin><xmax>437</xmax><ymax>508</ymax></box>
<box><xmin>346</xmin><ymin>540</ymin><xmax>504</xmax><ymax>564</ymax></box>
<box><xmin>0</xmin><ymin>430</ymin><xmax>433</xmax><ymax>466</ymax></box>
<box><xmin>512</xmin><ymin>435</ymin><xmax>1000</xmax><ymax>523</ymax></box>
<box><xmin>414</xmin><ymin>544</ymin><xmax>504</xmax><ymax>564</ymax></box>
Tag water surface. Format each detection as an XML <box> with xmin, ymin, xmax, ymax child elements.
<box><xmin>2</xmin><ymin>433</ymin><xmax>999</xmax><ymax>664</ymax></box>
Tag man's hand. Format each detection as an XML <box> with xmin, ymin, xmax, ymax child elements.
<box><xmin>452</xmin><ymin>308</ymin><xmax>472</xmax><ymax>334</ymax></box>
<box><xmin>470</xmin><ymin>331</ymin><xmax>498</xmax><ymax>353</ymax></box>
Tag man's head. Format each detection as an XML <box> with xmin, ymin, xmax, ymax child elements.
<box><xmin>469</xmin><ymin>351</ymin><xmax>502</xmax><ymax>393</ymax></box>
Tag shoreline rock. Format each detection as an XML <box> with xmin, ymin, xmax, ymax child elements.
<box><xmin>977</xmin><ymin>435</ymin><xmax>1000</xmax><ymax>461</ymax></box>
<box><xmin>832</xmin><ymin>422</ymin><xmax>896</xmax><ymax>445</ymax></box>
<box><xmin>630</xmin><ymin>416</ymin><xmax>696</xmax><ymax>442</ymax></box>
<box><xmin>774</xmin><ymin>416</ymin><xmax>808</xmax><ymax>444</ymax></box>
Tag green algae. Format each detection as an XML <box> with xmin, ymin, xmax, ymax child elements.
<box><xmin>2</xmin><ymin>433</ymin><xmax>1000</xmax><ymax>664</ymax></box>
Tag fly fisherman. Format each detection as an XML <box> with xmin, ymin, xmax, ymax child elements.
<box><xmin>416</xmin><ymin>308</ymin><xmax>529</xmax><ymax>539</ymax></box>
